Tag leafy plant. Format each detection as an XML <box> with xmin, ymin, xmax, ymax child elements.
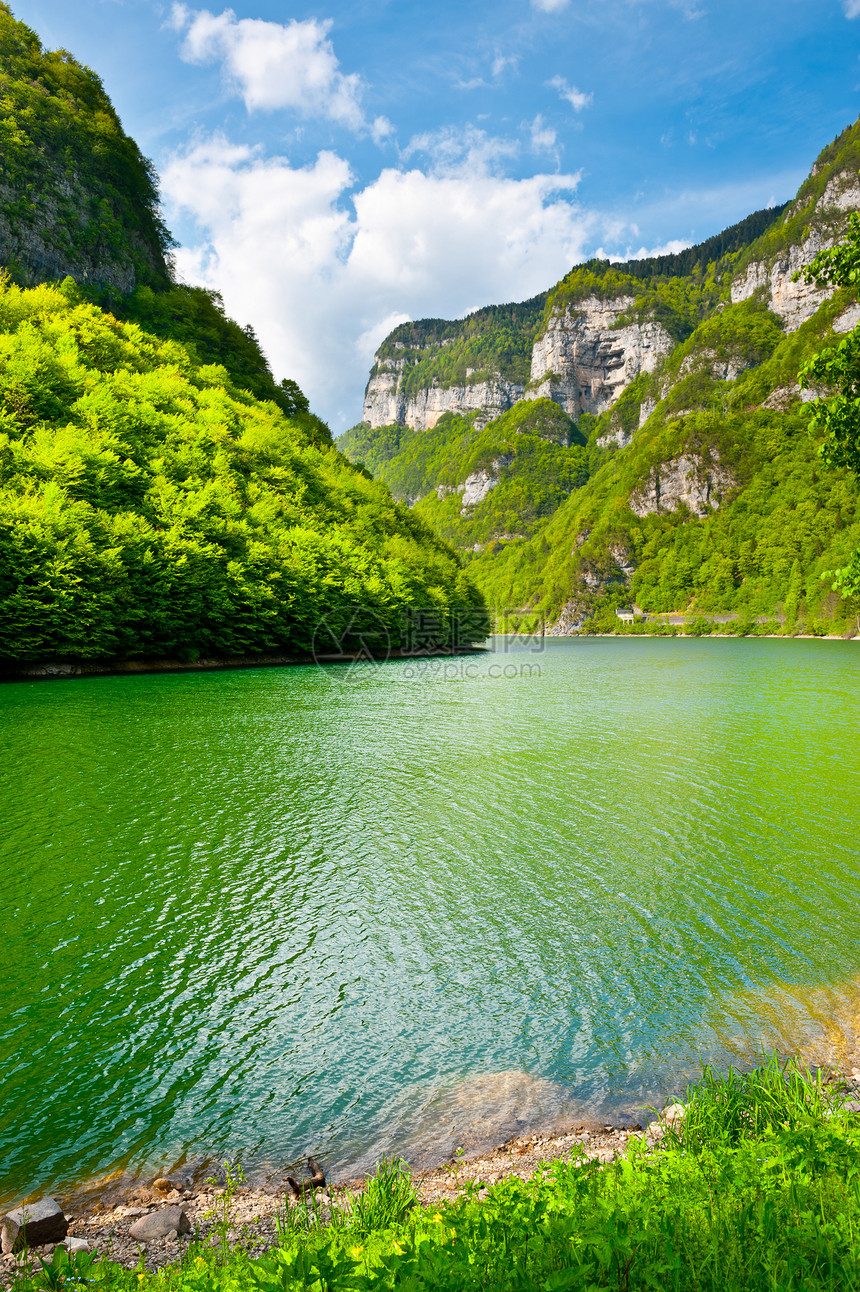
<box><xmin>347</xmin><ymin>1156</ymin><xmax>417</xmax><ymax>1236</ymax></box>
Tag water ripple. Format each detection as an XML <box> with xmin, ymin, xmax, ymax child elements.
<box><xmin>1</xmin><ymin>639</ymin><xmax>859</xmax><ymax>1207</ymax></box>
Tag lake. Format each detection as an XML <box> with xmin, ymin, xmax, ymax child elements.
<box><xmin>2</xmin><ymin>637</ymin><xmax>859</xmax><ymax>1208</ymax></box>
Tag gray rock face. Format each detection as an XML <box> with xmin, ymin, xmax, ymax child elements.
<box><xmin>363</xmin><ymin>359</ymin><xmax>523</xmax><ymax>430</ymax></box>
<box><xmin>1</xmin><ymin>1198</ymin><xmax>68</xmax><ymax>1253</ymax></box>
<box><xmin>730</xmin><ymin>175</ymin><xmax>860</xmax><ymax>330</ymax></box>
<box><xmin>128</xmin><ymin>1206</ymin><xmax>191</xmax><ymax>1244</ymax></box>
<box><xmin>629</xmin><ymin>453</ymin><xmax>736</xmax><ymax>519</ymax></box>
<box><xmin>461</xmin><ymin>468</ymin><xmax>499</xmax><ymax>508</ymax></box>
<box><xmin>527</xmin><ymin>296</ymin><xmax>674</xmax><ymax>419</ymax></box>
<box><xmin>0</xmin><ymin>168</ymin><xmax>155</xmax><ymax>294</ymax></box>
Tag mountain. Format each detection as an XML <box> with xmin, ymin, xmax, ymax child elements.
<box><xmin>0</xmin><ymin>4</ymin><xmax>487</xmax><ymax>668</ymax></box>
<box><xmin>0</xmin><ymin>3</ymin><xmax>171</xmax><ymax>294</ymax></box>
<box><xmin>340</xmin><ymin>123</ymin><xmax>860</xmax><ymax>636</ymax></box>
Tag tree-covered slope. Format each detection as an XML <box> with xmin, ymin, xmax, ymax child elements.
<box><xmin>340</xmin><ymin>398</ymin><xmax>588</xmax><ymax>547</ymax></box>
<box><xmin>0</xmin><ymin>278</ymin><xmax>486</xmax><ymax>666</ymax></box>
<box><xmin>370</xmin><ymin>296</ymin><xmax>547</xmax><ymax>398</ymax></box>
<box><xmin>472</xmin><ymin>289</ymin><xmax>860</xmax><ymax>634</ymax></box>
<box><xmin>346</xmin><ymin>118</ymin><xmax>860</xmax><ymax>635</ymax></box>
<box><xmin>0</xmin><ymin>6</ymin><xmax>492</xmax><ymax>667</ymax></box>
<box><xmin>0</xmin><ymin>3</ymin><xmax>171</xmax><ymax>293</ymax></box>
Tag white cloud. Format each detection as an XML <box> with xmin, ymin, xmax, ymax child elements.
<box><xmin>548</xmin><ymin>76</ymin><xmax>593</xmax><ymax>112</ymax></box>
<box><xmin>532</xmin><ymin>0</ymin><xmax>571</xmax><ymax>12</ymax></box>
<box><xmin>169</xmin><ymin>4</ymin><xmax>366</xmax><ymax>129</ymax></box>
<box><xmin>162</xmin><ymin>137</ymin><xmax>593</xmax><ymax>430</ymax></box>
<box><xmin>595</xmin><ymin>237</ymin><xmax>692</xmax><ymax>261</ymax></box>
<box><xmin>529</xmin><ymin>114</ymin><xmax>558</xmax><ymax>156</ymax></box>
<box><xmin>371</xmin><ymin>116</ymin><xmax>394</xmax><ymax>145</ymax></box>
<box><xmin>491</xmin><ymin>52</ymin><xmax>519</xmax><ymax>78</ymax></box>
<box><xmin>845</xmin><ymin>0</ymin><xmax>860</xmax><ymax>16</ymax></box>
<box><xmin>401</xmin><ymin>125</ymin><xmax>521</xmax><ymax>175</ymax></box>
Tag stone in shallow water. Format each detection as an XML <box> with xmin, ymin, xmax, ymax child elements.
<box><xmin>129</xmin><ymin>1207</ymin><xmax>190</xmax><ymax>1244</ymax></box>
<box><xmin>1</xmin><ymin>1198</ymin><xmax>69</xmax><ymax>1253</ymax></box>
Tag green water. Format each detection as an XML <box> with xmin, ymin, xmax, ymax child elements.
<box><xmin>2</xmin><ymin>638</ymin><xmax>859</xmax><ymax>1206</ymax></box>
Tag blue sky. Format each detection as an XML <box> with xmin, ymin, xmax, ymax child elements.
<box><xmin>10</xmin><ymin>0</ymin><xmax>860</xmax><ymax>427</ymax></box>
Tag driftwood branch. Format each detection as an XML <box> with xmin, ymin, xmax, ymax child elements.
<box><xmin>286</xmin><ymin>1156</ymin><xmax>326</xmax><ymax>1197</ymax></box>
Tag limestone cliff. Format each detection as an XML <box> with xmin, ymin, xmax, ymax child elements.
<box><xmin>730</xmin><ymin>171</ymin><xmax>860</xmax><ymax>329</ymax></box>
<box><xmin>363</xmin><ymin>358</ymin><xmax>524</xmax><ymax>430</ymax></box>
<box><xmin>361</xmin><ymin>298</ymin><xmax>543</xmax><ymax>430</ymax></box>
<box><xmin>348</xmin><ymin>115</ymin><xmax>860</xmax><ymax>637</ymax></box>
<box><xmin>525</xmin><ymin>296</ymin><xmax>674</xmax><ymax>418</ymax></box>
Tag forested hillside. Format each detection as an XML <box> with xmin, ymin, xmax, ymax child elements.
<box><xmin>0</xmin><ymin>279</ymin><xmax>485</xmax><ymax>665</ymax></box>
<box><xmin>342</xmin><ymin>122</ymin><xmax>860</xmax><ymax>636</ymax></box>
<box><xmin>0</xmin><ymin>5</ymin><xmax>487</xmax><ymax>668</ymax></box>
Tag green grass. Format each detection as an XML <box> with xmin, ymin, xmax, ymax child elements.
<box><xmin>11</xmin><ymin>1057</ymin><xmax>860</xmax><ymax>1292</ymax></box>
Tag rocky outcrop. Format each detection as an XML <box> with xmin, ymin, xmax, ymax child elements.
<box><xmin>730</xmin><ymin>174</ymin><xmax>860</xmax><ymax>329</ymax></box>
<box><xmin>527</xmin><ymin>297</ymin><xmax>674</xmax><ymax>418</ymax></box>
<box><xmin>676</xmin><ymin>347</ymin><xmax>756</xmax><ymax>385</ymax></box>
<box><xmin>0</xmin><ymin>160</ymin><xmax>166</xmax><ymax>294</ymax></box>
<box><xmin>461</xmin><ymin>468</ymin><xmax>499</xmax><ymax>508</ymax></box>
<box><xmin>547</xmin><ymin>598</ymin><xmax>587</xmax><ymax>635</ymax></box>
<box><xmin>363</xmin><ymin>358</ymin><xmax>523</xmax><ymax>430</ymax></box>
<box><xmin>1</xmin><ymin>1198</ymin><xmax>68</xmax><ymax>1253</ymax></box>
<box><xmin>629</xmin><ymin>453</ymin><xmax>736</xmax><ymax>518</ymax></box>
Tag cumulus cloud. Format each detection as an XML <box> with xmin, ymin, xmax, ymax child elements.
<box><xmin>162</xmin><ymin>137</ymin><xmax>594</xmax><ymax>430</ymax></box>
<box><xmin>548</xmin><ymin>76</ymin><xmax>593</xmax><ymax>112</ymax></box>
<box><xmin>845</xmin><ymin>0</ymin><xmax>860</xmax><ymax>16</ymax></box>
<box><xmin>169</xmin><ymin>4</ymin><xmax>366</xmax><ymax>128</ymax></box>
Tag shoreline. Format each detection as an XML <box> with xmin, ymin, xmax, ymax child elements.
<box><xmin>3</xmin><ymin>632</ymin><xmax>857</xmax><ymax>684</ymax></box>
<box><xmin>3</xmin><ymin>1061</ymin><xmax>858</xmax><ymax>1283</ymax></box>
<box><xmin>0</xmin><ymin>1118</ymin><xmax>653</xmax><ymax>1283</ymax></box>
<box><xmin>0</xmin><ymin>646</ymin><xmax>488</xmax><ymax>684</ymax></box>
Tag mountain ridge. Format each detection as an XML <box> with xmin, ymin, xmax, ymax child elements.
<box><xmin>340</xmin><ymin>119</ymin><xmax>860</xmax><ymax>636</ymax></box>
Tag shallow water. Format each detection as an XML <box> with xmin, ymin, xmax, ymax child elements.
<box><xmin>2</xmin><ymin>637</ymin><xmax>859</xmax><ymax>1206</ymax></box>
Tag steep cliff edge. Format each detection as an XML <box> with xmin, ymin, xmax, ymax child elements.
<box><xmin>358</xmin><ymin>205</ymin><xmax>789</xmax><ymax>436</ymax></box>
<box><xmin>345</xmin><ymin>119</ymin><xmax>860</xmax><ymax>634</ymax></box>
<box><xmin>362</xmin><ymin>298</ymin><xmax>544</xmax><ymax>429</ymax></box>
<box><xmin>0</xmin><ymin>4</ymin><xmax>171</xmax><ymax>293</ymax></box>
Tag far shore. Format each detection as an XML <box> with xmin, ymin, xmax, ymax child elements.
<box><xmin>5</xmin><ymin>629</ymin><xmax>858</xmax><ymax>684</ymax></box>
<box><xmin>0</xmin><ymin>645</ymin><xmax>489</xmax><ymax>684</ymax></box>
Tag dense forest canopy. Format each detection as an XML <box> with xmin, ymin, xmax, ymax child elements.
<box><xmin>0</xmin><ymin>279</ymin><xmax>487</xmax><ymax>666</ymax></box>
<box><xmin>0</xmin><ymin>4</ymin><xmax>492</xmax><ymax>667</ymax></box>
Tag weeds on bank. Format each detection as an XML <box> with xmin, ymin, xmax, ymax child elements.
<box><xmin>13</xmin><ymin>1057</ymin><xmax>860</xmax><ymax>1292</ymax></box>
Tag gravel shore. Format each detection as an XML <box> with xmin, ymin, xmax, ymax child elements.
<box><xmin>0</xmin><ymin>1120</ymin><xmax>649</xmax><ymax>1285</ymax></box>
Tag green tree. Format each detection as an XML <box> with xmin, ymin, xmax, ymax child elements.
<box><xmin>782</xmin><ymin>557</ymin><xmax>803</xmax><ymax>630</ymax></box>
<box><xmin>798</xmin><ymin>211</ymin><xmax>860</xmax><ymax>597</ymax></box>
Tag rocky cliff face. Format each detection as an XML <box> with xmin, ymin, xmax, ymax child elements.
<box><xmin>526</xmin><ymin>296</ymin><xmax>675</xmax><ymax>418</ymax></box>
<box><xmin>363</xmin><ymin>357</ymin><xmax>523</xmax><ymax>430</ymax></box>
<box><xmin>629</xmin><ymin>453</ymin><xmax>736</xmax><ymax>519</ymax></box>
<box><xmin>362</xmin><ymin>296</ymin><xmax>674</xmax><ymax>431</ymax></box>
<box><xmin>730</xmin><ymin>173</ymin><xmax>860</xmax><ymax>328</ymax></box>
<box><xmin>0</xmin><ymin>8</ymin><xmax>171</xmax><ymax>295</ymax></box>
<box><xmin>0</xmin><ymin>171</ymin><xmax>160</xmax><ymax>294</ymax></box>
